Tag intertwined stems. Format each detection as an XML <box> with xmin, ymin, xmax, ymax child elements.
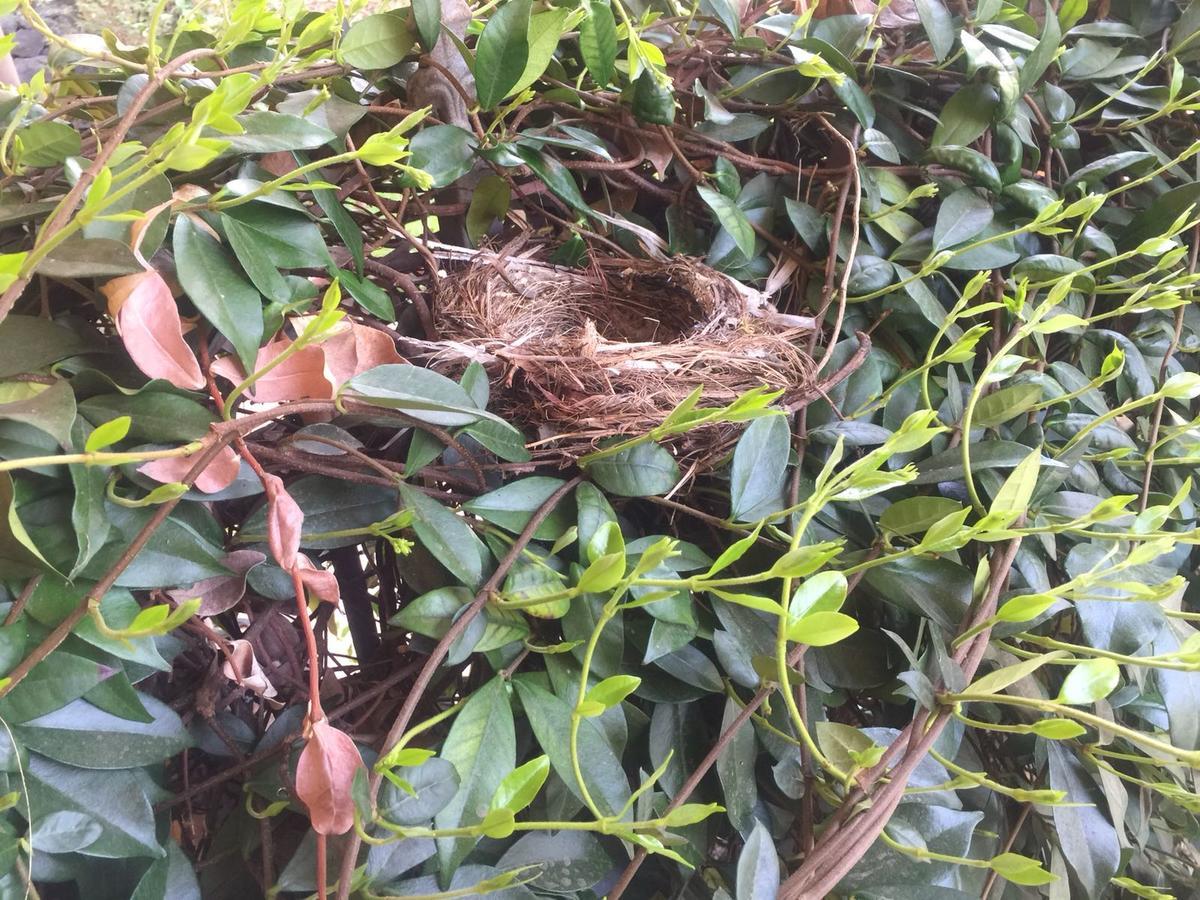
<box><xmin>332</xmin><ymin>476</ymin><xmax>583</xmax><ymax>900</ymax></box>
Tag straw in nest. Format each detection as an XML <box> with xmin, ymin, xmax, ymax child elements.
<box><xmin>427</xmin><ymin>247</ymin><xmax>817</xmax><ymax>459</ymax></box>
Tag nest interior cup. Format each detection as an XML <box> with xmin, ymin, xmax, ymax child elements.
<box><xmin>432</xmin><ymin>249</ymin><xmax>816</xmax><ymax>460</ymax></box>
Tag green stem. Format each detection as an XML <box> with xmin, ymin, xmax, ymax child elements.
<box><xmin>0</xmin><ymin>442</ymin><xmax>203</xmax><ymax>474</ymax></box>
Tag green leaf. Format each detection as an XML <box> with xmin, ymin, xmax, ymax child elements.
<box><xmin>973</xmin><ymin>382</ymin><xmax>1043</xmax><ymax>428</ymax></box>
<box><xmin>0</xmin><ymin>650</ymin><xmax>108</xmax><ymax>723</ymax></box>
<box><xmin>716</xmin><ymin>697</ymin><xmax>758</xmax><ymax>836</ymax></box>
<box><xmin>0</xmin><ymin>315</ymin><xmax>93</xmax><ymax>379</ymax></box>
<box><xmin>729</xmin><ymin>415</ymin><xmax>789</xmax><ymax>522</ymax></box>
<box><xmin>1062</xmin><ymin>151</ymin><xmax>1154</xmax><ymax>195</ymax></box>
<box><xmin>1030</xmin><ymin>718</ymin><xmax>1087</xmax><ymax>739</ymax></box>
<box><xmin>412</xmin><ymin>0</ymin><xmax>442</xmax><ymax>51</ymax></box>
<box><xmin>933</xmin><ymin>188</ymin><xmax>994</xmax><ymax>250</ymax></box>
<box><xmin>220</xmin><ymin>112</ymin><xmax>335</xmax><ymax>153</ymax></box>
<box><xmin>378</xmin><ymin>757</ymin><xmax>460</xmax><ymax>825</ymax></box>
<box><xmin>509</xmin><ymin>8</ymin><xmax>568</xmax><ymax>97</ymax></box>
<box><xmin>491</xmin><ymin>755</ymin><xmax>549</xmax><ymax>814</ymax></box>
<box><xmin>462</xmin><ymin>477</ymin><xmax>571</xmax><ymax>541</ymax></box>
<box><xmin>786</xmin><ymin>611</ymin><xmax>858</xmax><ymax>646</ymax></box>
<box><xmin>737</xmin><ymin>820</ymin><xmax>779</xmax><ymax>899</ymax></box>
<box><xmin>15</xmin><ymin>695</ymin><xmax>191</xmax><ymax>768</ymax></box>
<box><xmin>631</xmin><ymin>69</ymin><xmax>676</xmax><ymax>125</ymax></box>
<box><xmin>879</xmin><ymin>497</ymin><xmax>966</xmax><ymax>536</ymax></box>
<box><xmin>588</xmin><ymin>441</ymin><xmax>679</xmax><ymax>497</ymax></box>
<box><xmin>344</xmin><ymin>364</ymin><xmax>502</xmax><ymax>427</ymax></box>
<box><xmin>1056</xmin><ymin>657</ymin><xmax>1119</xmax><ymax>704</ymax></box>
<box><xmin>816</xmin><ymin>721</ymin><xmax>882</xmax><ymax>773</ymax></box>
<box><xmin>663</xmin><ymin>802</ymin><xmax>724</xmax><ymax>826</ymax></box>
<box><xmin>435</xmin><ymin>677</ymin><xmax>515</xmax><ymax>879</ymax></box>
<box><xmin>513</xmin><ymin>679</ymin><xmax>630</xmax><ymax>816</ymax></box>
<box><xmin>1020</xmin><ymin>8</ymin><xmax>1062</xmax><ymax>91</ymax></box>
<box><xmin>496</xmin><ymin>831</ymin><xmax>610</xmax><ymax>894</ymax></box>
<box><xmin>915</xmin><ymin>440</ymin><xmax>1052</xmax><ymax>485</ymax></box>
<box><xmin>579</xmin><ymin>0</ymin><xmax>618</xmax><ymax>86</ymax></box>
<box><xmin>301</xmin><ymin>151</ymin><xmax>364</xmax><ymax>275</ymax></box>
<box><xmin>341</xmin><ymin>11</ymin><xmax>416</xmax><ymax>69</ymax></box>
<box><xmin>988</xmin><ymin>447</ymin><xmax>1041</xmax><ymax>517</ymax></box>
<box><xmin>173</xmin><ymin>216</ymin><xmax>264</xmax><ymax>371</ymax></box>
<box><xmin>932</xmin><ymin>83</ymin><xmax>999</xmax><ymax>148</ymax></box>
<box><xmin>84</xmin><ymin>416</ymin><xmax>131</xmax><ymax>453</ymax></box>
<box><xmin>399</xmin><ymin>484</ymin><xmax>490</xmax><ymax>590</ymax></box>
<box><xmin>925</xmin><ymin>145</ymin><xmax>1003</xmax><ymax>193</ymax></box>
<box><xmin>989</xmin><ymin>852</ymin><xmax>1056</xmax><ymax>886</ymax></box>
<box><xmin>915</xmin><ymin>0</ymin><xmax>955</xmax><ymax>61</ymax></box>
<box><xmin>219</xmin><ymin>203</ymin><xmax>331</xmax><ymax>269</ymax></box>
<box><xmin>466</xmin><ymin>175</ymin><xmax>511</xmax><ymax>245</ymax></box>
<box><xmin>25</xmin><ymin>756</ymin><xmax>162</xmax><ymax>858</ymax></box>
<box><xmin>698</xmin><ymin>185</ymin><xmax>756</xmax><ymax>260</ymax></box>
<box><xmin>514</xmin><ymin>145</ymin><xmax>590</xmax><ymax>216</ymax></box>
<box><xmin>475</xmin><ymin>0</ymin><xmax>532</xmax><ymax>110</ymax></box>
<box><xmin>1047</xmin><ymin>741</ymin><xmax>1119</xmax><ymax>895</ymax></box>
<box><xmin>966</xmin><ymin>651</ymin><xmax>1067</xmax><ymax>696</ymax></box>
<box><xmin>584</xmin><ymin>675</ymin><xmax>641</xmax><ymax>712</ymax></box>
<box><xmin>14</xmin><ymin>121</ymin><xmax>81</xmax><ymax>168</ymax></box>
<box><xmin>336</xmin><ymin>267</ymin><xmax>394</xmax><ymax>320</ymax></box>
<box><xmin>995</xmin><ymin>593</ymin><xmax>1058</xmax><ymax>623</ymax></box>
<box><xmin>789</xmin><ymin>571</ymin><xmax>848</xmax><ymax>619</ymax></box>
<box><xmin>240</xmin><ymin>476</ymin><xmax>399</xmax><ymax>550</ymax></box>
<box><xmin>409</xmin><ymin>125</ymin><xmax>479</xmax><ymax>188</ymax></box>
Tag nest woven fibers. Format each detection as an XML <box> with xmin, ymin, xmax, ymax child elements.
<box><xmin>425</xmin><ymin>244</ymin><xmax>817</xmax><ymax>462</ymax></box>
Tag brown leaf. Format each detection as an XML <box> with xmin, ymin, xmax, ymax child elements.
<box><xmin>101</xmin><ymin>269</ymin><xmax>204</xmax><ymax>390</ymax></box>
<box><xmin>319</xmin><ymin>321</ymin><xmax>405</xmax><ymax>388</ymax></box>
<box><xmin>138</xmin><ymin>444</ymin><xmax>241</xmax><ymax>494</ymax></box>
<box><xmin>295</xmin><ymin>717</ymin><xmax>364</xmax><ymax>835</ymax></box>
<box><xmin>168</xmin><ymin>549</ymin><xmax>266</xmax><ymax>616</ymax></box>
<box><xmin>243</xmin><ymin>339</ymin><xmax>334</xmax><ymax>402</ymax></box>
<box><xmin>294</xmin><ymin>553</ymin><xmax>341</xmax><ymax>605</ymax></box>
<box><xmin>263</xmin><ymin>473</ymin><xmax>303</xmax><ymax>570</ymax></box>
<box><xmin>221</xmin><ymin>638</ymin><xmax>278</xmax><ymax>698</ymax></box>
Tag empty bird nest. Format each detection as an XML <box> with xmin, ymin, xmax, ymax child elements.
<box><xmin>421</xmin><ymin>244</ymin><xmax>817</xmax><ymax>464</ymax></box>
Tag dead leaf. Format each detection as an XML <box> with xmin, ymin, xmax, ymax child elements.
<box><xmin>168</xmin><ymin>549</ymin><xmax>266</xmax><ymax>616</ymax></box>
<box><xmin>263</xmin><ymin>473</ymin><xmax>303</xmax><ymax>570</ymax></box>
<box><xmin>318</xmin><ymin>321</ymin><xmax>405</xmax><ymax>388</ymax></box>
<box><xmin>239</xmin><ymin>339</ymin><xmax>334</xmax><ymax>402</ymax></box>
<box><xmin>139</xmin><ymin>444</ymin><xmax>241</xmax><ymax>494</ymax></box>
<box><xmin>294</xmin><ymin>553</ymin><xmax>341</xmax><ymax>605</ymax></box>
<box><xmin>221</xmin><ymin>638</ymin><xmax>278</xmax><ymax>698</ymax></box>
<box><xmin>295</xmin><ymin>717</ymin><xmax>364</xmax><ymax>835</ymax></box>
<box><xmin>101</xmin><ymin>269</ymin><xmax>204</xmax><ymax>390</ymax></box>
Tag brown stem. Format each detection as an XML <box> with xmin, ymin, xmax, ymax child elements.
<box><xmin>332</xmin><ymin>476</ymin><xmax>583</xmax><ymax>900</ymax></box>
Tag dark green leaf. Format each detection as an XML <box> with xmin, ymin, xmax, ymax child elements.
<box><xmin>475</xmin><ymin>0</ymin><xmax>532</xmax><ymax>110</ymax></box>
<box><xmin>588</xmin><ymin>441</ymin><xmax>680</xmax><ymax>497</ymax></box>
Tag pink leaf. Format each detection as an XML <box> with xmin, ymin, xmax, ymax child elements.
<box><xmin>168</xmin><ymin>549</ymin><xmax>266</xmax><ymax>616</ymax></box>
<box><xmin>262</xmin><ymin>473</ymin><xmax>302</xmax><ymax>570</ymax></box>
<box><xmin>138</xmin><ymin>444</ymin><xmax>241</xmax><ymax>494</ymax></box>
<box><xmin>249</xmin><ymin>339</ymin><xmax>334</xmax><ymax>402</ymax></box>
<box><xmin>295</xmin><ymin>717</ymin><xmax>364</xmax><ymax>835</ymax></box>
<box><xmin>320</xmin><ymin>321</ymin><xmax>404</xmax><ymax>389</ymax></box>
<box><xmin>101</xmin><ymin>270</ymin><xmax>204</xmax><ymax>390</ymax></box>
<box><xmin>221</xmin><ymin>638</ymin><xmax>277</xmax><ymax>698</ymax></box>
<box><xmin>293</xmin><ymin>553</ymin><xmax>341</xmax><ymax>605</ymax></box>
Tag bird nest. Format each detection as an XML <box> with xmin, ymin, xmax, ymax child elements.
<box><xmin>427</xmin><ymin>248</ymin><xmax>816</xmax><ymax>462</ymax></box>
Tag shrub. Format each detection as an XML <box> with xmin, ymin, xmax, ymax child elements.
<box><xmin>0</xmin><ymin>1</ymin><xmax>1198</xmax><ymax>898</ymax></box>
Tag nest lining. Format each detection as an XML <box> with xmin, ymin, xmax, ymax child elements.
<box><xmin>430</xmin><ymin>250</ymin><xmax>816</xmax><ymax>457</ymax></box>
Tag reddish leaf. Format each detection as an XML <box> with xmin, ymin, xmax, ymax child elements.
<box><xmin>295</xmin><ymin>717</ymin><xmax>364</xmax><ymax>835</ymax></box>
<box><xmin>320</xmin><ymin>321</ymin><xmax>404</xmax><ymax>388</ymax></box>
<box><xmin>168</xmin><ymin>549</ymin><xmax>266</xmax><ymax>616</ymax></box>
<box><xmin>263</xmin><ymin>473</ymin><xmax>303</xmax><ymax>570</ymax></box>
<box><xmin>138</xmin><ymin>444</ymin><xmax>241</xmax><ymax>494</ymax></box>
<box><xmin>242</xmin><ymin>339</ymin><xmax>335</xmax><ymax>402</ymax></box>
<box><xmin>294</xmin><ymin>553</ymin><xmax>341</xmax><ymax>605</ymax></box>
<box><xmin>101</xmin><ymin>269</ymin><xmax>204</xmax><ymax>390</ymax></box>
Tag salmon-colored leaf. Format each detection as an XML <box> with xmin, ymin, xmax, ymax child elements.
<box><xmin>263</xmin><ymin>473</ymin><xmax>303</xmax><ymax>570</ymax></box>
<box><xmin>138</xmin><ymin>444</ymin><xmax>241</xmax><ymax>494</ymax></box>
<box><xmin>295</xmin><ymin>717</ymin><xmax>364</xmax><ymax>835</ymax></box>
<box><xmin>248</xmin><ymin>339</ymin><xmax>334</xmax><ymax>402</ymax></box>
<box><xmin>101</xmin><ymin>270</ymin><xmax>204</xmax><ymax>390</ymax></box>
<box><xmin>319</xmin><ymin>320</ymin><xmax>405</xmax><ymax>388</ymax></box>
<box><xmin>294</xmin><ymin>553</ymin><xmax>341</xmax><ymax>605</ymax></box>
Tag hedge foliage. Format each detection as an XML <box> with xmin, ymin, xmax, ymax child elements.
<box><xmin>0</xmin><ymin>0</ymin><xmax>1199</xmax><ymax>898</ymax></box>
